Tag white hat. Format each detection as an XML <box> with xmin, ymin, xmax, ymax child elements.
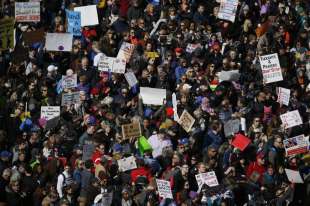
<box><xmin>47</xmin><ymin>65</ymin><xmax>58</xmax><ymax>72</ymax></box>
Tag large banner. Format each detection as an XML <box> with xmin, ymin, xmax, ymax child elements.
<box><xmin>15</xmin><ymin>2</ymin><xmax>40</xmax><ymax>22</ymax></box>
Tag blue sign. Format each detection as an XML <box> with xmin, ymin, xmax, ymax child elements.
<box><xmin>66</xmin><ymin>10</ymin><xmax>81</xmax><ymax>36</ymax></box>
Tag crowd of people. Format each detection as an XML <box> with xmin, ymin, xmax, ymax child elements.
<box><xmin>0</xmin><ymin>0</ymin><xmax>309</xmax><ymax>205</ymax></box>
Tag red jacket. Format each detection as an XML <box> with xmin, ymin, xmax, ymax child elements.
<box><xmin>130</xmin><ymin>166</ymin><xmax>152</xmax><ymax>183</ymax></box>
<box><xmin>246</xmin><ymin>161</ymin><xmax>266</xmax><ymax>183</ymax></box>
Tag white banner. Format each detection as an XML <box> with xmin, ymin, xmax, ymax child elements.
<box><xmin>15</xmin><ymin>2</ymin><xmax>40</xmax><ymax>22</ymax></box>
<box><xmin>277</xmin><ymin>87</ymin><xmax>290</xmax><ymax>106</ymax></box>
<box><xmin>280</xmin><ymin>110</ymin><xmax>303</xmax><ymax>129</ymax></box>
<box><xmin>117</xmin><ymin>156</ymin><xmax>137</xmax><ymax>172</ymax></box>
<box><xmin>45</xmin><ymin>33</ymin><xmax>73</xmax><ymax>52</ymax></box>
<box><xmin>98</xmin><ymin>56</ymin><xmax>126</xmax><ymax>73</ymax></box>
<box><xmin>259</xmin><ymin>53</ymin><xmax>283</xmax><ymax>84</ymax></box>
<box><xmin>62</xmin><ymin>74</ymin><xmax>77</xmax><ymax>89</ymax></box>
<box><xmin>218</xmin><ymin>0</ymin><xmax>238</xmax><ymax>22</ymax></box>
<box><xmin>140</xmin><ymin>87</ymin><xmax>166</xmax><ymax>105</ymax></box>
<box><xmin>124</xmin><ymin>72</ymin><xmax>138</xmax><ymax>87</ymax></box>
<box><xmin>74</xmin><ymin>5</ymin><xmax>99</xmax><ymax>27</ymax></box>
<box><xmin>156</xmin><ymin>179</ymin><xmax>173</xmax><ymax>199</ymax></box>
<box><xmin>41</xmin><ymin>106</ymin><xmax>60</xmax><ymax>121</ymax></box>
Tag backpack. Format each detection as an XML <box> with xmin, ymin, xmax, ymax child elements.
<box><xmin>61</xmin><ymin>172</ymin><xmax>74</xmax><ymax>187</ymax></box>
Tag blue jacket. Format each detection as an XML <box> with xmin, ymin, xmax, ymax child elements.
<box><xmin>203</xmin><ymin>129</ymin><xmax>223</xmax><ymax>149</ymax></box>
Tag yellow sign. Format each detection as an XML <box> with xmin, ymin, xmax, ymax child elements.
<box><xmin>0</xmin><ymin>17</ymin><xmax>15</xmax><ymax>50</ymax></box>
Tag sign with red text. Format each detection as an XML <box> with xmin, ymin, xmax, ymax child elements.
<box><xmin>15</xmin><ymin>2</ymin><xmax>40</xmax><ymax>22</ymax></box>
<box><xmin>259</xmin><ymin>53</ymin><xmax>283</xmax><ymax>83</ymax></box>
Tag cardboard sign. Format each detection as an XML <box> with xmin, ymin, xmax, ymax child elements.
<box><xmin>224</xmin><ymin>119</ymin><xmax>240</xmax><ymax>137</ymax></box>
<box><xmin>23</xmin><ymin>28</ymin><xmax>45</xmax><ymax>46</ymax></box>
<box><xmin>218</xmin><ymin>70</ymin><xmax>240</xmax><ymax>82</ymax></box>
<box><xmin>74</xmin><ymin>5</ymin><xmax>99</xmax><ymax>27</ymax></box>
<box><xmin>178</xmin><ymin>110</ymin><xmax>195</xmax><ymax>133</ymax></box>
<box><xmin>277</xmin><ymin>87</ymin><xmax>290</xmax><ymax>106</ymax></box>
<box><xmin>62</xmin><ymin>74</ymin><xmax>77</xmax><ymax>89</ymax></box>
<box><xmin>41</xmin><ymin>106</ymin><xmax>60</xmax><ymax>121</ymax></box>
<box><xmin>117</xmin><ymin>42</ymin><xmax>135</xmax><ymax>63</ymax></box>
<box><xmin>283</xmin><ymin>135</ymin><xmax>309</xmax><ymax>156</ymax></box>
<box><xmin>231</xmin><ymin>133</ymin><xmax>251</xmax><ymax>151</ymax></box>
<box><xmin>285</xmin><ymin>169</ymin><xmax>304</xmax><ymax>183</ymax></box>
<box><xmin>195</xmin><ymin>171</ymin><xmax>219</xmax><ymax>190</ymax></box>
<box><xmin>124</xmin><ymin>72</ymin><xmax>138</xmax><ymax>87</ymax></box>
<box><xmin>15</xmin><ymin>2</ymin><xmax>40</xmax><ymax>22</ymax></box>
<box><xmin>218</xmin><ymin>0</ymin><xmax>238</xmax><ymax>22</ymax></box>
<box><xmin>45</xmin><ymin>33</ymin><xmax>73</xmax><ymax>52</ymax></box>
<box><xmin>140</xmin><ymin>87</ymin><xmax>166</xmax><ymax>105</ymax></box>
<box><xmin>66</xmin><ymin>10</ymin><xmax>81</xmax><ymax>36</ymax></box>
<box><xmin>117</xmin><ymin>156</ymin><xmax>137</xmax><ymax>172</ymax></box>
<box><xmin>156</xmin><ymin>179</ymin><xmax>173</xmax><ymax>199</ymax></box>
<box><xmin>98</xmin><ymin>56</ymin><xmax>126</xmax><ymax>73</ymax></box>
<box><xmin>0</xmin><ymin>17</ymin><xmax>15</xmax><ymax>50</ymax></box>
<box><xmin>259</xmin><ymin>53</ymin><xmax>283</xmax><ymax>84</ymax></box>
<box><xmin>61</xmin><ymin>92</ymin><xmax>80</xmax><ymax>106</ymax></box>
<box><xmin>280</xmin><ymin>110</ymin><xmax>303</xmax><ymax>129</ymax></box>
<box><xmin>121</xmin><ymin>122</ymin><xmax>141</xmax><ymax>139</ymax></box>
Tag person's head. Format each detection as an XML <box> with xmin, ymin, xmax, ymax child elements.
<box><xmin>64</xmin><ymin>164</ymin><xmax>71</xmax><ymax>173</ymax></box>
<box><xmin>197</xmin><ymin>162</ymin><xmax>206</xmax><ymax>173</ymax></box>
<box><xmin>197</xmin><ymin>4</ymin><xmax>205</xmax><ymax>13</ymax></box>
<box><xmin>10</xmin><ymin>180</ymin><xmax>20</xmax><ymax>193</ymax></box>
<box><xmin>143</xmin><ymin>118</ymin><xmax>150</xmax><ymax>128</ymax></box>
<box><xmin>172</xmin><ymin>153</ymin><xmax>181</xmax><ymax>167</ymax></box>
<box><xmin>257</xmin><ymin>91</ymin><xmax>266</xmax><ymax>103</ymax></box>
<box><xmin>256</xmin><ymin>153</ymin><xmax>265</xmax><ymax>166</ymax></box>
<box><xmin>267</xmin><ymin>165</ymin><xmax>274</xmax><ymax>176</ymax></box>
<box><xmin>273</xmin><ymin>136</ymin><xmax>283</xmax><ymax>148</ymax></box>
<box><xmin>41</xmin><ymin>85</ymin><xmax>48</xmax><ymax>97</ymax></box>
<box><xmin>181</xmin><ymin>164</ymin><xmax>189</xmax><ymax>175</ymax></box>
<box><xmin>122</xmin><ymin>188</ymin><xmax>131</xmax><ymax>200</ymax></box>
<box><xmin>207</xmin><ymin>144</ymin><xmax>218</xmax><ymax>158</ymax></box>
<box><xmin>252</xmin><ymin>117</ymin><xmax>261</xmax><ymax>127</ymax></box>
<box><xmin>2</xmin><ymin>168</ymin><xmax>11</xmax><ymax>181</ymax></box>
<box><xmin>81</xmin><ymin>57</ymin><xmax>89</xmax><ymax>69</ymax></box>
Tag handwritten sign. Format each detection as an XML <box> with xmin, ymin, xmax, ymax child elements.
<box><xmin>259</xmin><ymin>53</ymin><xmax>283</xmax><ymax>84</ymax></box>
<box><xmin>62</xmin><ymin>74</ymin><xmax>77</xmax><ymax>89</ymax></box>
<box><xmin>195</xmin><ymin>171</ymin><xmax>219</xmax><ymax>190</ymax></box>
<box><xmin>40</xmin><ymin>106</ymin><xmax>60</xmax><ymax>121</ymax></box>
<box><xmin>218</xmin><ymin>0</ymin><xmax>238</xmax><ymax>22</ymax></box>
<box><xmin>15</xmin><ymin>2</ymin><xmax>40</xmax><ymax>22</ymax></box>
<box><xmin>117</xmin><ymin>156</ymin><xmax>137</xmax><ymax>172</ymax></box>
<box><xmin>178</xmin><ymin>110</ymin><xmax>195</xmax><ymax>133</ymax></box>
<box><xmin>45</xmin><ymin>33</ymin><xmax>73</xmax><ymax>52</ymax></box>
<box><xmin>156</xmin><ymin>179</ymin><xmax>173</xmax><ymax>199</ymax></box>
<box><xmin>98</xmin><ymin>56</ymin><xmax>126</xmax><ymax>73</ymax></box>
<box><xmin>66</xmin><ymin>10</ymin><xmax>81</xmax><ymax>36</ymax></box>
<box><xmin>117</xmin><ymin>42</ymin><xmax>135</xmax><ymax>63</ymax></box>
<box><xmin>280</xmin><ymin>110</ymin><xmax>303</xmax><ymax>129</ymax></box>
<box><xmin>0</xmin><ymin>17</ymin><xmax>15</xmax><ymax>50</ymax></box>
<box><xmin>277</xmin><ymin>87</ymin><xmax>290</xmax><ymax>106</ymax></box>
<box><xmin>61</xmin><ymin>92</ymin><xmax>80</xmax><ymax>106</ymax></box>
<box><xmin>121</xmin><ymin>122</ymin><xmax>141</xmax><ymax>139</ymax></box>
<box><xmin>283</xmin><ymin>135</ymin><xmax>309</xmax><ymax>156</ymax></box>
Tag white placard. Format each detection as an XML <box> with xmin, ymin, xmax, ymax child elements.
<box><xmin>117</xmin><ymin>156</ymin><xmax>137</xmax><ymax>172</ymax></box>
<box><xmin>285</xmin><ymin>169</ymin><xmax>304</xmax><ymax>183</ymax></box>
<box><xmin>277</xmin><ymin>87</ymin><xmax>290</xmax><ymax>106</ymax></box>
<box><xmin>15</xmin><ymin>2</ymin><xmax>40</xmax><ymax>22</ymax></box>
<box><xmin>62</xmin><ymin>74</ymin><xmax>77</xmax><ymax>89</ymax></box>
<box><xmin>259</xmin><ymin>53</ymin><xmax>283</xmax><ymax>84</ymax></box>
<box><xmin>45</xmin><ymin>33</ymin><xmax>73</xmax><ymax>52</ymax></box>
<box><xmin>156</xmin><ymin>179</ymin><xmax>173</xmax><ymax>199</ymax></box>
<box><xmin>74</xmin><ymin>5</ymin><xmax>99</xmax><ymax>27</ymax></box>
<box><xmin>224</xmin><ymin>119</ymin><xmax>240</xmax><ymax>137</ymax></box>
<box><xmin>178</xmin><ymin>110</ymin><xmax>195</xmax><ymax>133</ymax></box>
<box><xmin>172</xmin><ymin>93</ymin><xmax>179</xmax><ymax>121</ymax></box>
<box><xmin>41</xmin><ymin>106</ymin><xmax>60</xmax><ymax>121</ymax></box>
<box><xmin>195</xmin><ymin>171</ymin><xmax>219</xmax><ymax>189</ymax></box>
<box><xmin>218</xmin><ymin>0</ymin><xmax>238</xmax><ymax>22</ymax></box>
<box><xmin>117</xmin><ymin>42</ymin><xmax>135</xmax><ymax>63</ymax></box>
<box><xmin>280</xmin><ymin>110</ymin><xmax>303</xmax><ymax>129</ymax></box>
<box><xmin>124</xmin><ymin>72</ymin><xmax>138</xmax><ymax>87</ymax></box>
<box><xmin>98</xmin><ymin>56</ymin><xmax>126</xmax><ymax>73</ymax></box>
<box><xmin>283</xmin><ymin>135</ymin><xmax>309</xmax><ymax>156</ymax></box>
<box><xmin>140</xmin><ymin>87</ymin><xmax>166</xmax><ymax>105</ymax></box>
<box><xmin>61</xmin><ymin>92</ymin><xmax>80</xmax><ymax>106</ymax></box>
<box><xmin>218</xmin><ymin>70</ymin><xmax>240</xmax><ymax>82</ymax></box>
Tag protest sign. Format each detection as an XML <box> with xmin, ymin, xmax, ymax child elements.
<box><xmin>218</xmin><ymin>70</ymin><xmax>240</xmax><ymax>82</ymax></box>
<box><xmin>231</xmin><ymin>133</ymin><xmax>251</xmax><ymax>151</ymax></box>
<box><xmin>74</xmin><ymin>5</ymin><xmax>98</xmax><ymax>27</ymax></box>
<box><xmin>117</xmin><ymin>42</ymin><xmax>135</xmax><ymax>63</ymax></box>
<box><xmin>40</xmin><ymin>106</ymin><xmax>60</xmax><ymax>121</ymax></box>
<box><xmin>121</xmin><ymin>122</ymin><xmax>141</xmax><ymax>139</ymax></box>
<box><xmin>0</xmin><ymin>17</ymin><xmax>15</xmax><ymax>50</ymax></box>
<box><xmin>259</xmin><ymin>53</ymin><xmax>283</xmax><ymax>84</ymax></box>
<box><xmin>45</xmin><ymin>33</ymin><xmax>73</xmax><ymax>52</ymax></box>
<box><xmin>277</xmin><ymin>87</ymin><xmax>290</xmax><ymax>106</ymax></box>
<box><xmin>186</xmin><ymin>43</ymin><xmax>202</xmax><ymax>53</ymax></box>
<box><xmin>178</xmin><ymin>110</ymin><xmax>195</xmax><ymax>133</ymax></box>
<box><xmin>66</xmin><ymin>10</ymin><xmax>81</xmax><ymax>36</ymax></box>
<box><xmin>172</xmin><ymin>93</ymin><xmax>179</xmax><ymax>121</ymax></box>
<box><xmin>62</xmin><ymin>74</ymin><xmax>77</xmax><ymax>89</ymax></box>
<box><xmin>224</xmin><ymin>119</ymin><xmax>240</xmax><ymax>137</ymax></box>
<box><xmin>124</xmin><ymin>72</ymin><xmax>138</xmax><ymax>87</ymax></box>
<box><xmin>117</xmin><ymin>156</ymin><xmax>137</xmax><ymax>172</ymax></box>
<box><xmin>195</xmin><ymin>171</ymin><xmax>219</xmax><ymax>190</ymax></box>
<box><xmin>156</xmin><ymin>179</ymin><xmax>173</xmax><ymax>199</ymax></box>
<box><xmin>23</xmin><ymin>28</ymin><xmax>45</xmax><ymax>46</ymax></box>
<box><xmin>218</xmin><ymin>0</ymin><xmax>238</xmax><ymax>22</ymax></box>
<box><xmin>94</xmin><ymin>192</ymin><xmax>113</xmax><ymax>205</ymax></box>
<box><xmin>61</xmin><ymin>92</ymin><xmax>80</xmax><ymax>106</ymax></box>
<box><xmin>285</xmin><ymin>169</ymin><xmax>304</xmax><ymax>183</ymax></box>
<box><xmin>280</xmin><ymin>110</ymin><xmax>303</xmax><ymax>129</ymax></box>
<box><xmin>98</xmin><ymin>56</ymin><xmax>126</xmax><ymax>73</ymax></box>
<box><xmin>145</xmin><ymin>52</ymin><xmax>159</xmax><ymax>59</ymax></box>
<box><xmin>15</xmin><ymin>2</ymin><xmax>40</xmax><ymax>22</ymax></box>
<box><xmin>82</xmin><ymin>144</ymin><xmax>96</xmax><ymax>161</ymax></box>
<box><xmin>283</xmin><ymin>135</ymin><xmax>309</xmax><ymax>156</ymax></box>
<box><xmin>140</xmin><ymin>87</ymin><xmax>166</xmax><ymax>105</ymax></box>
